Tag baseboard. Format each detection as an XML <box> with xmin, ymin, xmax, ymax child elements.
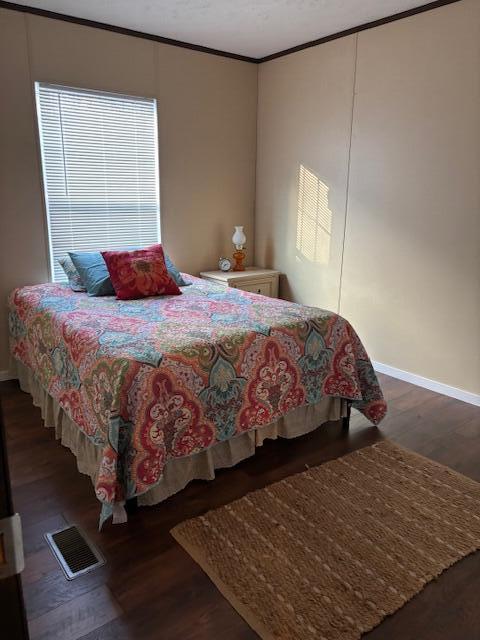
<box><xmin>0</xmin><ymin>369</ymin><xmax>16</xmax><ymax>382</ymax></box>
<box><xmin>373</xmin><ymin>361</ymin><xmax>480</xmax><ymax>407</ymax></box>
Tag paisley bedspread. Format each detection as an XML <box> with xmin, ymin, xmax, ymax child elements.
<box><xmin>9</xmin><ymin>276</ymin><xmax>386</xmax><ymax>523</ymax></box>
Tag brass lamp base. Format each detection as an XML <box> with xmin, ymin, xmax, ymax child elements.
<box><xmin>232</xmin><ymin>248</ymin><xmax>246</xmax><ymax>271</ymax></box>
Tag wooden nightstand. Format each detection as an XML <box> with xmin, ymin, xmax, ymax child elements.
<box><xmin>200</xmin><ymin>267</ymin><xmax>280</xmax><ymax>298</ymax></box>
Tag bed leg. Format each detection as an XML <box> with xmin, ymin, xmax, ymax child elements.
<box><xmin>125</xmin><ymin>497</ymin><xmax>138</xmax><ymax>515</ymax></box>
<box><xmin>342</xmin><ymin>402</ymin><xmax>352</xmax><ymax>431</ymax></box>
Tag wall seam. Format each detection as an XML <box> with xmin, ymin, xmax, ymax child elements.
<box><xmin>252</xmin><ymin>62</ymin><xmax>259</xmax><ymax>267</ymax></box>
<box><xmin>336</xmin><ymin>33</ymin><xmax>359</xmax><ymax>314</ymax></box>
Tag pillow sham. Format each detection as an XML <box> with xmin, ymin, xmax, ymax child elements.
<box><xmin>58</xmin><ymin>255</ymin><xmax>86</xmax><ymax>292</ymax></box>
<box><xmin>69</xmin><ymin>252</ymin><xmax>115</xmax><ymax>297</ymax></box>
<box><xmin>124</xmin><ymin>247</ymin><xmax>190</xmax><ymax>287</ymax></box>
<box><xmin>101</xmin><ymin>244</ymin><xmax>181</xmax><ymax>300</ymax></box>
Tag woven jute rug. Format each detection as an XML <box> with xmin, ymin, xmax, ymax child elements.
<box><xmin>171</xmin><ymin>441</ymin><xmax>480</xmax><ymax>640</ymax></box>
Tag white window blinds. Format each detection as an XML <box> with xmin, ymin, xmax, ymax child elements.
<box><xmin>35</xmin><ymin>83</ymin><xmax>160</xmax><ymax>282</ymax></box>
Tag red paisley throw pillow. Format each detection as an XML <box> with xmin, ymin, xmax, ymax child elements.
<box><xmin>101</xmin><ymin>245</ymin><xmax>181</xmax><ymax>300</ymax></box>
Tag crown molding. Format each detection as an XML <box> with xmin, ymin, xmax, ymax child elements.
<box><xmin>0</xmin><ymin>1</ymin><xmax>465</xmax><ymax>63</ymax></box>
<box><xmin>0</xmin><ymin>0</ymin><xmax>257</xmax><ymax>63</ymax></box>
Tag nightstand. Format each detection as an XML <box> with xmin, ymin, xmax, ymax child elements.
<box><xmin>200</xmin><ymin>267</ymin><xmax>280</xmax><ymax>298</ymax></box>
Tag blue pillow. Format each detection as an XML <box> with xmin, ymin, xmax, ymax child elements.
<box><xmin>164</xmin><ymin>253</ymin><xmax>191</xmax><ymax>287</ymax></box>
<box><xmin>69</xmin><ymin>252</ymin><xmax>115</xmax><ymax>297</ymax></box>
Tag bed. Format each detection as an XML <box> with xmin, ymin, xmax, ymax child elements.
<box><xmin>8</xmin><ymin>276</ymin><xmax>386</xmax><ymax>526</ymax></box>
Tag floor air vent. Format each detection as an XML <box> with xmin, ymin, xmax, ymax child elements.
<box><xmin>45</xmin><ymin>525</ymin><xmax>105</xmax><ymax>580</ymax></box>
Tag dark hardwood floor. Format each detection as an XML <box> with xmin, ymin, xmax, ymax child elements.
<box><xmin>1</xmin><ymin>373</ymin><xmax>480</xmax><ymax>640</ymax></box>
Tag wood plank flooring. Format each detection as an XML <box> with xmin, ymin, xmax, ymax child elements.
<box><xmin>1</xmin><ymin>373</ymin><xmax>480</xmax><ymax>640</ymax></box>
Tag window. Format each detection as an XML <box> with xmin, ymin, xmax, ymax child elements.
<box><xmin>35</xmin><ymin>83</ymin><xmax>160</xmax><ymax>282</ymax></box>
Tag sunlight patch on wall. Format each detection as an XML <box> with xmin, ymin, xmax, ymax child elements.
<box><xmin>296</xmin><ymin>164</ymin><xmax>332</xmax><ymax>264</ymax></box>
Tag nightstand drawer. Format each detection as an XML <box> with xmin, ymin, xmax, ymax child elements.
<box><xmin>235</xmin><ymin>280</ymin><xmax>272</xmax><ymax>296</ymax></box>
<box><xmin>199</xmin><ymin>268</ymin><xmax>280</xmax><ymax>299</ymax></box>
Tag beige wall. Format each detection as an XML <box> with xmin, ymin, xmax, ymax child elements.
<box><xmin>256</xmin><ymin>36</ymin><xmax>356</xmax><ymax>312</ymax></box>
<box><xmin>256</xmin><ymin>0</ymin><xmax>480</xmax><ymax>395</ymax></box>
<box><xmin>0</xmin><ymin>8</ymin><xmax>257</xmax><ymax>373</ymax></box>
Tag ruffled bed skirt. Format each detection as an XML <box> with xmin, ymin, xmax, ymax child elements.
<box><xmin>15</xmin><ymin>360</ymin><xmax>346</xmax><ymax>508</ymax></box>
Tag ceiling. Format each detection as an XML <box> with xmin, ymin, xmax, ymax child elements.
<box><xmin>11</xmin><ymin>0</ymin><xmax>438</xmax><ymax>59</ymax></box>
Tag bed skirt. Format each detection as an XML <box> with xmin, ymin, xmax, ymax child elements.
<box><xmin>15</xmin><ymin>360</ymin><xmax>346</xmax><ymax>508</ymax></box>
